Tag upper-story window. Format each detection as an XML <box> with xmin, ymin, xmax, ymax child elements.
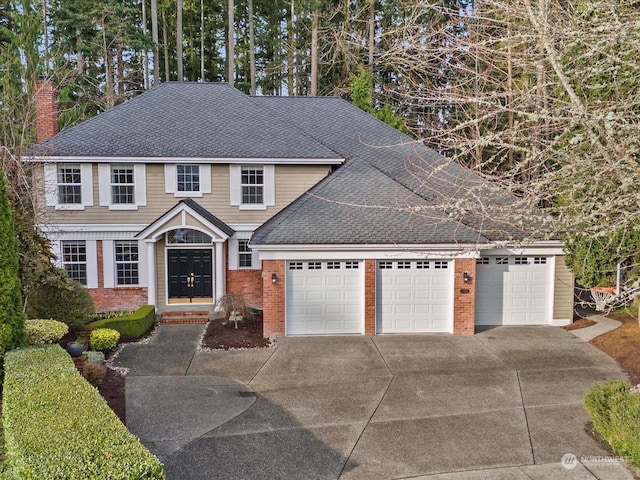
<box><xmin>44</xmin><ymin>163</ymin><xmax>94</xmax><ymax>210</ymax></box>
<box><xmin>229</xmin><ymin>164</ymin><xmax>275</xmax><ymax>210</ymax></box>
<box><xmin>98</xmin><ymin>164</ymin><xmax>146</xmax><ymax>210</ymax></box>
<box><xmin>164</xmin><ymin>164</ymin><xmax>211</xmax><ymax>197</ymax></box>
<box><xmin>111</xmin><ymin>164</ymin><xmax>134</xmax><ymax>204</ymax></box>
<box><xmin>177</xmin><ymin>165</ymin><xmax>200</xmax><ymax>192</ymax></box>
<box><xmin>57</xmin><ymin>164</ymin><xmax>82</xmax><ymax>204</ymax></box>
<box><xmin>241</xmin><ymin>166</ymin><xmax>263</xmax><ymax>204</ymax></box>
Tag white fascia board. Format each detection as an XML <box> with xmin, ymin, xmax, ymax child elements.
<box><xmin>28</xmin><ymin>156</ymin><xmax>345</xmax><ymax>165</ymax></box>
<box><xmin>38</xmin><ymin>224</ymin><xmax>148</xmax><ymax>234</ymax></box>
<box><xmin>254</xmin><ymin>245</ymin><xmax>478</xmax><ymax>261</ymax></box>
<box><xmin>479</xmin><ymin>241</ymin><xmax>565</xmax><ymax>256</ymax></box>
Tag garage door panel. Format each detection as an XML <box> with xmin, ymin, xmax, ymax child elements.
<box><xmin>476</xmin><ymin>257</ymin><xmax>550</xmax><ymax>326</ymax></box>
<box><xmin>286</xmin><ymin>261</ymin><xmax>364</xmax><ymax>335</ymax></box>
<box><xmin>376</xmin><ymin>260</ymin><xmax>453</xmax><ymax>333</ymax></box>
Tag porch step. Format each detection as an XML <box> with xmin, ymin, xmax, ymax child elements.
<box><xmin>160</xmin><ymin>310</ymin><xmax>210</xmax><ymax>325</ymax></box>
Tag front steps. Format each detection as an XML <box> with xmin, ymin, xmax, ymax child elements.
<box><xmin>160</xmin><ymin>310</ymin><xmax>210</xmax><ymax>324</ymax></box>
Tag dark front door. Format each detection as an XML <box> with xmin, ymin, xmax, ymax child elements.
<box><xmin>167</xmin><ymin>249</ymin><xmax>213</xmax><ymax>302</ymax></box>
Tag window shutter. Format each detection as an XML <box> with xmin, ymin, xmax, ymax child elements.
<box><xmin>43</xmin><ymin>164</ymin><xmax>57</xmax><ymax>207</ymax></box>
<box><xmin>200</xmin><ymin>164</ymin><xmax>211</xmax><ymax>194</ymax></box>
<box><xmin>98</xmin><ymin>164</ymin><xmax>110</xmax><ymax>206</ymax></box>
<box><xmin>165</xmin><ymin>164</ymin><xmax>176</xmax><ymax>193</ymax></box>
<box><xmin>228</xmin><ymin>237</ymin><xmax>239</xmax><ymax>270</ymax></box>
<box><xmin>264</xmin><ymin>165</ymin><xmax>275</xmax><ymax>206</ymax></box>
<box><xmin>102</xmin><ymin>240</ymin><xmax>115</xmax><ymax>288</ymax></box>
<box><xmin>135</xmin><ymin>164</ymin><xmax>147</xmax><ymax>206</ymax></box>
<box><xmin>81</xmin><ymin>164</ymin><xmax>94</xmax><ymax>207</ymax></box>
<box><xmin>229</xmin><ymin>165</ymin><xmax>241</xmax><ymax>205</ymax></box>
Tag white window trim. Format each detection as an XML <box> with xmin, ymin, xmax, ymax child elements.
<box><xmin>98</xmin><ymin>164</ymin><xmax>147</xmax><ymax>210</ymax></box>
<box><xmin>104</xmin><ymin>239</ymin><xmax>147</xmax><ymax>288</ymax></box>
<box><xmin>164</xmin><ymin>164</ymin><xmax>211</xmax><ymax>197</ymax></box>
<box><xmin>229</xmin><ymin>164</ymin><xmax>274</xmax><ymax>209</ymax></box>
<box><xmin>44</xmin><ymin>163</ymin><xmax>94</xmax><ymax>210</ymax></box>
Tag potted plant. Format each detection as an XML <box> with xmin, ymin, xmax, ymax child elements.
<box><xmin>66</xmin><ymin>340</ymin><xmax>86</xmax><ymax>357</ymax></box>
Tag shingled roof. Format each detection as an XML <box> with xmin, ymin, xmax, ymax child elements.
<box><xmin>250</xmin><ymin>96</ymin><xmax>548</xmax><ymax>246</ymax></box>
<box><xmin>30</xmin><ymin>83</ymin><xmax>342</xmax><ymax>160</ymax></box>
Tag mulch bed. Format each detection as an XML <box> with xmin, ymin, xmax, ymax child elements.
<box><xmin>561</xmin><ymin>317</ymin><xmax>597</xmax><ymax>331</ymax></box>
<box><xmin>201</xmin><ymin>313</ymin><xmax>271</xmax><ymax>350</ymax></box>
<box><xmin>591</xmin><ymin>311</ymin><xmax>640</xmax><ymax>385</ymax></box>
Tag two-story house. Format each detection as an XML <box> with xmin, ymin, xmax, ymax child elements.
<box><xmin>28</xmin><ymin>79</ymin><xmax>574</xmax><ymax>337</ymax></box>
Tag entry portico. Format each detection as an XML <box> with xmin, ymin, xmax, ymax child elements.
<box><xmin>136</xmin><ymin>199</ymin><xmax>234</xmax><ymax>307</ymax></box>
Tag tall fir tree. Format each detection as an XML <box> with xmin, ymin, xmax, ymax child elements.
<box><xmin>0</xmin><ymin>171</ymin><xmax>26</xmax><ymax>356</ymax></box>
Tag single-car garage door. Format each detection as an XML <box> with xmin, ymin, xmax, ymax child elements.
<box><xmin>475</xmin><ymin>256</ymin><xmax>551</xmax><ymax>325</ymax></box>
<box><xmin>376</xmin><ymin>260</ymin><xmax>453</xmax><ymax>333</ymax></box>
<box><xmin>286</xmin><ymin>260</ymin><xmax>364</xmax><ymax>335</ymax></box>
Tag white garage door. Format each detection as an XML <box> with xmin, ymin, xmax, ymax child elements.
<box><xmin>376</xmin><ymin>260</ymin><xmax>453</xmax><ymax>333</ymax></box>
<box><xmin>286</xmin><ymin>261</ymin><xmax>364</xmax><ymax>335</ymax></box>
<box><xmin>475</xmin><ymin>256</ymin><xmax>551</xmax><ymax>326</ymax></box>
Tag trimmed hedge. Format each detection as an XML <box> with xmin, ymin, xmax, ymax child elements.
<box><xmin>25</xmin><ymin>319</ymin><xmax>69</xmax><ymax>345</ymax></box>
<box><xmin>3</xmin><ymin>345</ymin><xmax>164</xmax><ymax>479</ymax></box>
<box><xmin>583</xmin><ymin>380</ymin><xmax>640</xmax><ymax>467</ymax></box>
<box><xmin>86</xmin><ymin>305</ymin><xmax>156</xmax><ymax>338</ymax></box>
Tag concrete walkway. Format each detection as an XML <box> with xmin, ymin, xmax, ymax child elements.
<box><xmin>114</xmin><ymin>325</ymin><xmax>636</xmax><ymax>480</ymax></box>
<box><xmin>571</xmin><ymin>310</ymin><xmax>623</xmax><ymax>342</ymax></box>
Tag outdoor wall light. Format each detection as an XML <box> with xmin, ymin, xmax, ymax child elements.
<box><xmin>463</xmin><ymin>272</ymin><xmax>472</xmax><ymax>284</ymax></box>
<box><xmin>272</xmin><ymin>273</ymin><xmax>277</xmax><ymax>284</ymax></box>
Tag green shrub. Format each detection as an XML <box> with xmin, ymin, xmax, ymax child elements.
<box><xmin>90</xmin><ymin>328</ymin><xmax>120</xmax><ymax>351</ymax></box>
<box><xmin>87</xmin><ymin>305</ymin><xmax>155</xmax><ymax>338</ymax></box>
<box><xmin>26</xmin><ymin>271</ymin><xmax>95</xmax><ymax>330</ymax></box>
<box><xmin>584</xmin><ymin>380</ymin><xmax>640</xmax><ymax>467</ymax></box>
<box><xmin>3</xmin><ymin>345</ymin><xmax>164</xmax><ymax>479</ymax></box>
<box><xmin>25</xmin><ymin>319</ymin><xmax>69</xmax><ymax>345</ymax></box>
<box><xmin>85</xmin><ymin>350</ymin><xmax>105</xmax><ymax>364</ymax></box>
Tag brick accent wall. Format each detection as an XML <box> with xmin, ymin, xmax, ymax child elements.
<box><xmin>35</xmin><ymin>79</ymin><xmax>59</xmax><ymax>143</ymax></box>
<box><xmin>453</xmin><ymin>258</ymin><xmax>476</xmax><ymax>335</ymax></box>
<box><xmin>262</xmin><ymin>260</ymin><xmax>285</xmax><ymax>338</ymax></box>
<box><xmin>364</xmin><ymin>259</ymin><xmax>376</xmax><ymax>335</ymax></box>
<box><xmin>89</xmin><ymin>287</ymin><xmax>148</xmax><ymax>312</ymax></box>
<box><xmin>227</xmin><ymin>270</ymin><xmax>263</xmax><ymax>308</ymax></box>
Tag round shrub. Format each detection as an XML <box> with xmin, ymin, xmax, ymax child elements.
<box><xmin>85</xmin><ymin>350</ymin><xmax>105</xmax><ymax>365</ymax></box>
<box><xmin>25</xmin><ymin>319</ymin><xmax>69</xmax><ymax>345</ymax></box>
<box><xmin>90</xmin><ymin>328</ymin><xmax>120</xmax><ymax>351</ymax></box>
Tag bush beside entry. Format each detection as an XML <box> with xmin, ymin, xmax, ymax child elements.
<box><xmin>86</xmin><ymin>305</ymin><xmax>155</xmax><ymax>338</ymax></box>
<box><xmin>25</xmin><ymin>319</ymin><xmax>69</xmax><ymax>345</ymax></box>
<box><xmin>2</xmin><ymin>345</ymin><xmax>164</xmax><ymax>479</ymax></box>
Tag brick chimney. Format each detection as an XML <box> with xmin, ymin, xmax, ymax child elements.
<box><xmin>35</xmin><ymin>77</ymin><xmax>59</xmax><ymax>143</ymax></box>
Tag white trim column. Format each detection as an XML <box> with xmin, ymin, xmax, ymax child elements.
<box><xmin>215</xmin><ymin>241</ymin><xmax>224</xmax><ymax>303</ymax></box>
<box><xmin>146</xmin><ymin>240</ymin><xmax>157</xmax><ymax>306</ymax></box>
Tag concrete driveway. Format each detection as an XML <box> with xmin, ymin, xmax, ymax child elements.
<box><xmin>115</xmin><ymin>326</ymin><xmax>635</xmax><ymax>479</ymax></box>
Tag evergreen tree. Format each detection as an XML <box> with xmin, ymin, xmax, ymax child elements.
<box><xmin>0</xmin><ymin>171</ymin><xmax>26</xmax><ymax>356</ymax></box>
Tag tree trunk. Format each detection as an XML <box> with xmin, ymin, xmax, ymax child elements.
<box><xmin>248</xmin><ymin>0</ymin><xmax>256</xmax><ymax>94</ymax></box>
<box><xmin>310</xmin><ymin>9</ymin><xmax>318</xmax><ymax>96</ymax></box>
<box><xmin>287</xmin><ymin>0</ymin><xmax>294</xmax><ymax>96</ymax></box>
<box><xmin>200</xmin><ymin>0</ymin><xmax>205</xmax><ymax>81</ymax></box>
<box><xmin>142</xmin><ymin>0</ymin><xmax>149</xmax><ymax>89</ymax></box>
<box><xmin>368</xmin><ymin>0</ymin><xmax>375</xmax><ymax>74</ymax></box>
<box><xmin>227</xmin><ymin>0</ymin><xmax>234</xmax><ymax>85</ymax></box>
<box><xmin>176</xmin><ymin>0</ymin><xmax>184</xmax><ymax>81</ymax></box>
<box><xmin>151</xmin><ymin>0</ymin><xmax>160</xmax><ymax>86</ymax></box>
<box><xmin>163</xmin><ymin>7</ymin><xmax>170</xmax><ymax>81</ymax></box>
